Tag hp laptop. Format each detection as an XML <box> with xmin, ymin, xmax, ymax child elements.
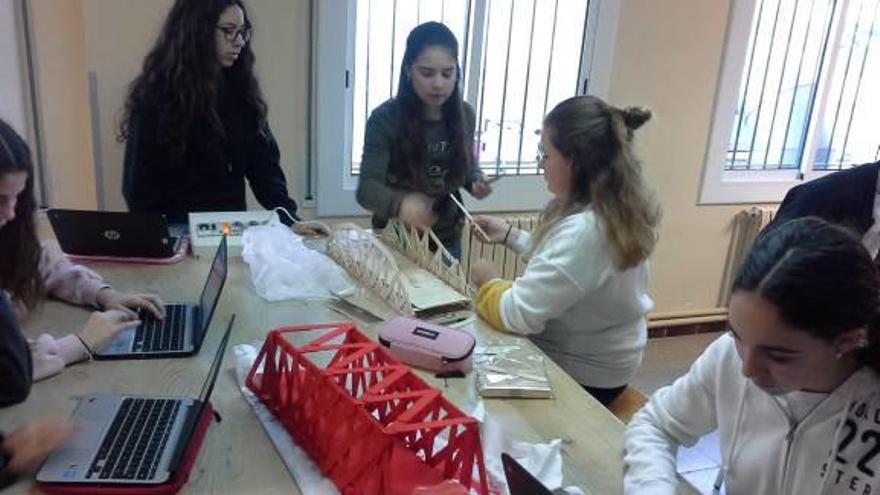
<box><xmin>47</xmin><ymin>209</ymin><xmax>183</xmax><ymax>258</ymax></box>
<box><xmin>502</xmin><ymin>453</ymin><xmax>554</xmax><ymax>495</ymax></box>
<box><xmin>95</xmin><ymin>235</ymin><xmax>227</xmax><ymax>360</ymax></box>
<box><xmin>37</xmin><ymin>314</ymin><xmax>235</xmax><ymax>486</ymax></box>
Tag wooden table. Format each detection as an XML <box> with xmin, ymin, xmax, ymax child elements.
<box><xmin>1</xmin><ymin>250</ymin><xmax>627</xmax><ymax>494</ymax></box>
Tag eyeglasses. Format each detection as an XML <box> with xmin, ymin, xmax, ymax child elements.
<box><xmin>217</xmin><ymin>25</ymin><xmax>252</xmax><ymax>43</ymax></box>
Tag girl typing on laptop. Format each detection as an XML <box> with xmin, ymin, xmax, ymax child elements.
<box><xmin>0</xmin><ymin>119</ymin><xmax>164</xmax><ymax>381</ymax></box>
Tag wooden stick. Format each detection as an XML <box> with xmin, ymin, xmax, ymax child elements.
<box><xmin>484</xmin><ymin>175</ymin><xmax>504</xmax><ymax>184</ymax></box>
<box><xmin>449</xmin><ymin>193</ymin><xmax>490</xmax><ymax>241</ymax></box>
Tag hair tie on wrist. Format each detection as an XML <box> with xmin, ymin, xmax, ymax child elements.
<box><xmin>75</xmin><ymin>334</ymin><xmax>94</xmax><ymax>361</ymax></box>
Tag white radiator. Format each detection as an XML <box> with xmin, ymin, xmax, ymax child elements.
<box><xmin>718</xmin><ymin>206</ymin><xmax>776</xmax><ymax>305</ymax></box>
<box><xmin>462</xmin><ymin>214</ymin><xmax>539</xmax><ymax>284</ymax></box>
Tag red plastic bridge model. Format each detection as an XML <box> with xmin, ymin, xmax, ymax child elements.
<box><xmin>245</xmin><ymin>322</ymin><xmax>490</xmax><ymax>495</ymax></box>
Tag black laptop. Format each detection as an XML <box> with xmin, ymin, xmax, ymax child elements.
<box><xmin>95</xmin><ymin>235</ymin><xmax>227</xmax><ymax>360</ymax></box>
<box><xmin>47</xmin><ymin>209</ymin><xmax>183</xmax><ymax>258</ymax></box>
<box><xmin>502</xmin><ymin>453</ymin><xmax>554</xmax><ymax>495</ymax></box>
<box><xmin>37</xmin><ymin>314</ymin><xmax>234</xmax><ymax>486</ymax></box>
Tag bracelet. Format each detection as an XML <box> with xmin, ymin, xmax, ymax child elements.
<box><xmin>502</xmin><ymin>224</ymin><xmax>513</xmax><ymax>245</ymax></box>
<box><xmin>75</xmin><ymin>334</ymin><xmax>94</xmax><ymax>361</ymax></box>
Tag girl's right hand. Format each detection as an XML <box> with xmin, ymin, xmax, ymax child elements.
<box><xmin>2</xmin><ymin>418</ymin><xmax>76</xmax><ymax>474</ymax></box>
<box><xmin>399</xmin><ymin>193</ymin><xmax>436</xmax><ymax>230</ymax></box>
<box><xmin>77</xmin><ymin>310</ymin><xmax>140</xmax><ymax>353</ymax></box>
<box><xmin>472</xmin><ymin>215</ymin><xmax>510</xmax><ymax>244</ymax></box>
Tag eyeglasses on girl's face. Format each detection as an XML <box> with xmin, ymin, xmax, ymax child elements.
<box><xmin>217</xmin><ymin>25</ymin><xmax>252</xmax><ymax>43</ymax></box>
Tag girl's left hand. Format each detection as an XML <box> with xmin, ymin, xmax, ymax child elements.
<box><xmin>469</xmin><ymin>259</ymin><xmax>501</xmax><ymax>288</ymax></box>
<box><xmin>96</xmin><ymin>289</ymin><xmax>165</xmax><ymax>319</ymax></box>
<box><xmin>470</xmin><ymin>176</ymin><xmax>493</xmax><ymax>199</ymax></box>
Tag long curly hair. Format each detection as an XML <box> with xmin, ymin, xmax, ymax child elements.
<box><xmin>393</xmin><ymin>22</ymin><xmax>470</xmax><ymax>191</ymax></box>
<box><xmin>0</xmin><ymin>119</ymin><xmax>44</xmax><ymax>311</ymax></box>
<box><xmin>118</xmin><ymin>0</ymin><xmax>267</xmax><ymax>161</ymax></box>
<box><xmin>528</xmin><ymin>96</ymin><xmax>661</xmax><ymax>269</ymax></box>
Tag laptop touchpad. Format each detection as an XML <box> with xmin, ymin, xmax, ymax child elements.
<box><xmin>104</xmin><ymin>327</ymin><xmax>136</xmax><ymax>354</ymax></box>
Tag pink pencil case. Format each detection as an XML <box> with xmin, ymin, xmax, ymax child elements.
<box><xmin>378</xmin><ymin>317</ymin><xmax>475</xmax><ymax>374</ymax></box>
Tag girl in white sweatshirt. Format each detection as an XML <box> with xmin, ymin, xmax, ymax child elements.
<box><xmin>625</xmin><ymin>217</ymin><xmax>880</xmax><ymax>494</ymax></box>
<box><xmin>469</xmin><ymin>95</ymin><xmax>661</xmax><ymax>405</ymax></box>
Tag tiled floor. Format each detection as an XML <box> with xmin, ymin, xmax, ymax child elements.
<box><xmin>631</xmin><ymin>332</ymin><xmax>724</xmax><ymax>396</ymax></box>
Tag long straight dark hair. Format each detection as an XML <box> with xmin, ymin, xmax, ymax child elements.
<box><xmin>0</xmin><ymin>119</ymin><xmax>43</xmax><ymax>311</ymax></box>
<box><xmin>119</xmin><ymin>0</ymin><xmax>268</xmax><ymax>162</ymax></box>
<box><xmin>393</xmin><ymin>22</ymin><xmax>470</xmax><ymax>190</ymax></box>
<box><xmin>733</xmin><ymin>217</ymin><xmax>880</xmax><ymax>373</ymax></box>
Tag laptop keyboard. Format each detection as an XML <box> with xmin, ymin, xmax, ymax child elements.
<box><xmin>87</xmin><ymin>398</ymin><xmax>182</xmax><ymax>480</ymax></box>
<box><xmin>133</xmin><ymin>305</ymin><xmax>187</xmax><ymax>352</ymax></box>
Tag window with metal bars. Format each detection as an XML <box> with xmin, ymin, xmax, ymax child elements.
<box><xmin>349</xmin><ymin>0</ymin><xmax>591</xmax><ymax>177</ymax></box>
<box><xmin>725</xmin><ymin>0</ymin><xmax>880</xmax><ymax>173</ymax></box>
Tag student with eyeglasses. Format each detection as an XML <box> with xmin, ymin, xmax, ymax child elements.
<box><xmin>120</xmin><ymin>0</ymin><xmax>328</xmax><ymax>235</ymax></box>
<box><xmin>469</xmin><ymin>96</ymin><xmax>660</xmax><ymax>406</ymax></box>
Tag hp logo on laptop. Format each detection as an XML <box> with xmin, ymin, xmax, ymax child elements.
<box><xmin>103</xmin><ymin>229</ymin><xmax>121</xmax><ymax>241</ymax></box>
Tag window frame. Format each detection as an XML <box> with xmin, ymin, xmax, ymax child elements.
<box><xmin>313</xmin><ymin>0</ymin><xmax>621</xmax><ymax>216</ymax></box>
<box><xmin>2</xmin><ymin>0</ymin><xmax>46</xmax><ymax>206</ymax></box>
<box><xmin>699</xmin><ymin>0</ymin><xmax>857</xmax><ymax>205</ymax></box>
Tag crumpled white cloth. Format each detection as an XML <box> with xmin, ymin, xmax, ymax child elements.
<box><xmin>241</xmin><ymin>222</ymin><xmax>353</xmax><ymax>301</ymax></box>
<box><xmin>471</xmin><ymin>402</ymin><xmax>585</xmax><ymax>495</ymax></box>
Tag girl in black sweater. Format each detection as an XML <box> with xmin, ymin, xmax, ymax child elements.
<box><xmin>120</xmin><ymin>0</ymin><xmax>327</xmax><ymax>235</ymax></box>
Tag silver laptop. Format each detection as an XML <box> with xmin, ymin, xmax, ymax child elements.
<box><xmin>37</xmin><ymin>314</ymin><xmax>234</xmax><ymax>485</ymax></box>
<box><xmin>96</xmin><ymin>235</ymin><xmax>227</xmax><ymax>360</ymax></box>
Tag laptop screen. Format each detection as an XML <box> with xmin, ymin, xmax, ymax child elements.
<box><xmin>502</xmin><ymin>453</ymin><xmax>554</xmax><ymax>495</ymax></box>
<box><xmin>196</xmin><ymin>235</ymin><xmax>228</xmax><ymax>342</ymax></box>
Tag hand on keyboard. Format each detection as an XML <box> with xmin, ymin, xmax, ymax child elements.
<box><xmin>78</xmin><ymin>310</ymin><xmax>141</xmax><ymax>353</ymax></box>
<box><xmin>96</xmin><ymin>289</ymin><xmax>165</xmax><ymax>319</ymax></box>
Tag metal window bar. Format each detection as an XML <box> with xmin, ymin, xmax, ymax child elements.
<box><xmin>822</xmin><ymin>0</ymin><xmax>869</xmax><ymax>168</ymax></box>
<box><xmin>778</xmin><ymin>0</ymin><xmax>819</xmax><ymax>168</ymax></box>
<box><xmin>515</xmin><ymin>0</ymin><xmax>539</xmax><ymax>170</ymax></box>
<box><xmin>790</xmin><ymin>0</ymin><xmax>837</xmax><ymax>172</ymax></box>
<box><xmin>575</xmin><ymin>0</ymin><xmax>591</xmax><ymax>94</ymax></box>
<box><xmin>495</xmin><ymin>2</ymin><xmax>517</xmax><ymax>175</ymax></box>
<box><xmin>476</xmin><ymin>0</ymin><xmax>493</xmax><ymax>176</ymax></box>
<box><xmin>835</xmin><ymin>0</ymin><xmax>880</xmax><ymax>169</ymax></box>
<box><xmin>542</xmin><ymin>0</ymin><xmax>560</xmax><ymax>117</ymax></box>
<box><xmin>364</xmin><ymin>0</ymin><xmax>372</xmax><ymax>133</ymax></box>
<box><xmin>817</xmin><ymin>0</ymin><xmax>880</xmax><ymax>170</ymax></box>
<box><xmin>761</xmin><ymin>0</ymin><xmax>802</xmax><ymax>167</ymax></box>
<box><xmin>744</xmin><ymin>0</ymin><xmax>783</xmax><ymax>168</ymax></box>
<box><xmin>461</xmin><ymin>0</ymin><xmax>473</xmax><ymax>93</ymax></box>
<box><xmin>388</xmin><ymin>0</ymin><xmax>397</xmax><ymax>98</ymax></box>
<box><xmin>728</xmin><ymin>0</ymin><xmax>769</xmax><ymax>170</ymax></box>
<box><xmin>726</xmin><ymin>0</ymin><xmax>838</xmax><ymax>171</ymax></box>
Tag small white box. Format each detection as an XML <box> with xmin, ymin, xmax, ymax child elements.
<box><xmin>188</xmin><ymin>210</ymin><xmax>277</xmax><ymax>257</ymax></box>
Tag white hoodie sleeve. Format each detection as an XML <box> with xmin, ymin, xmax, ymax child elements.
<box><xmin>624</xmin><ymin>335</ymin><xmax>731</xmax><ymax>494</ymax></box>
<box><xmin>499</xmin><ymin>216</ymin><xmax>613</xmax><ymax>335</ymax></box>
